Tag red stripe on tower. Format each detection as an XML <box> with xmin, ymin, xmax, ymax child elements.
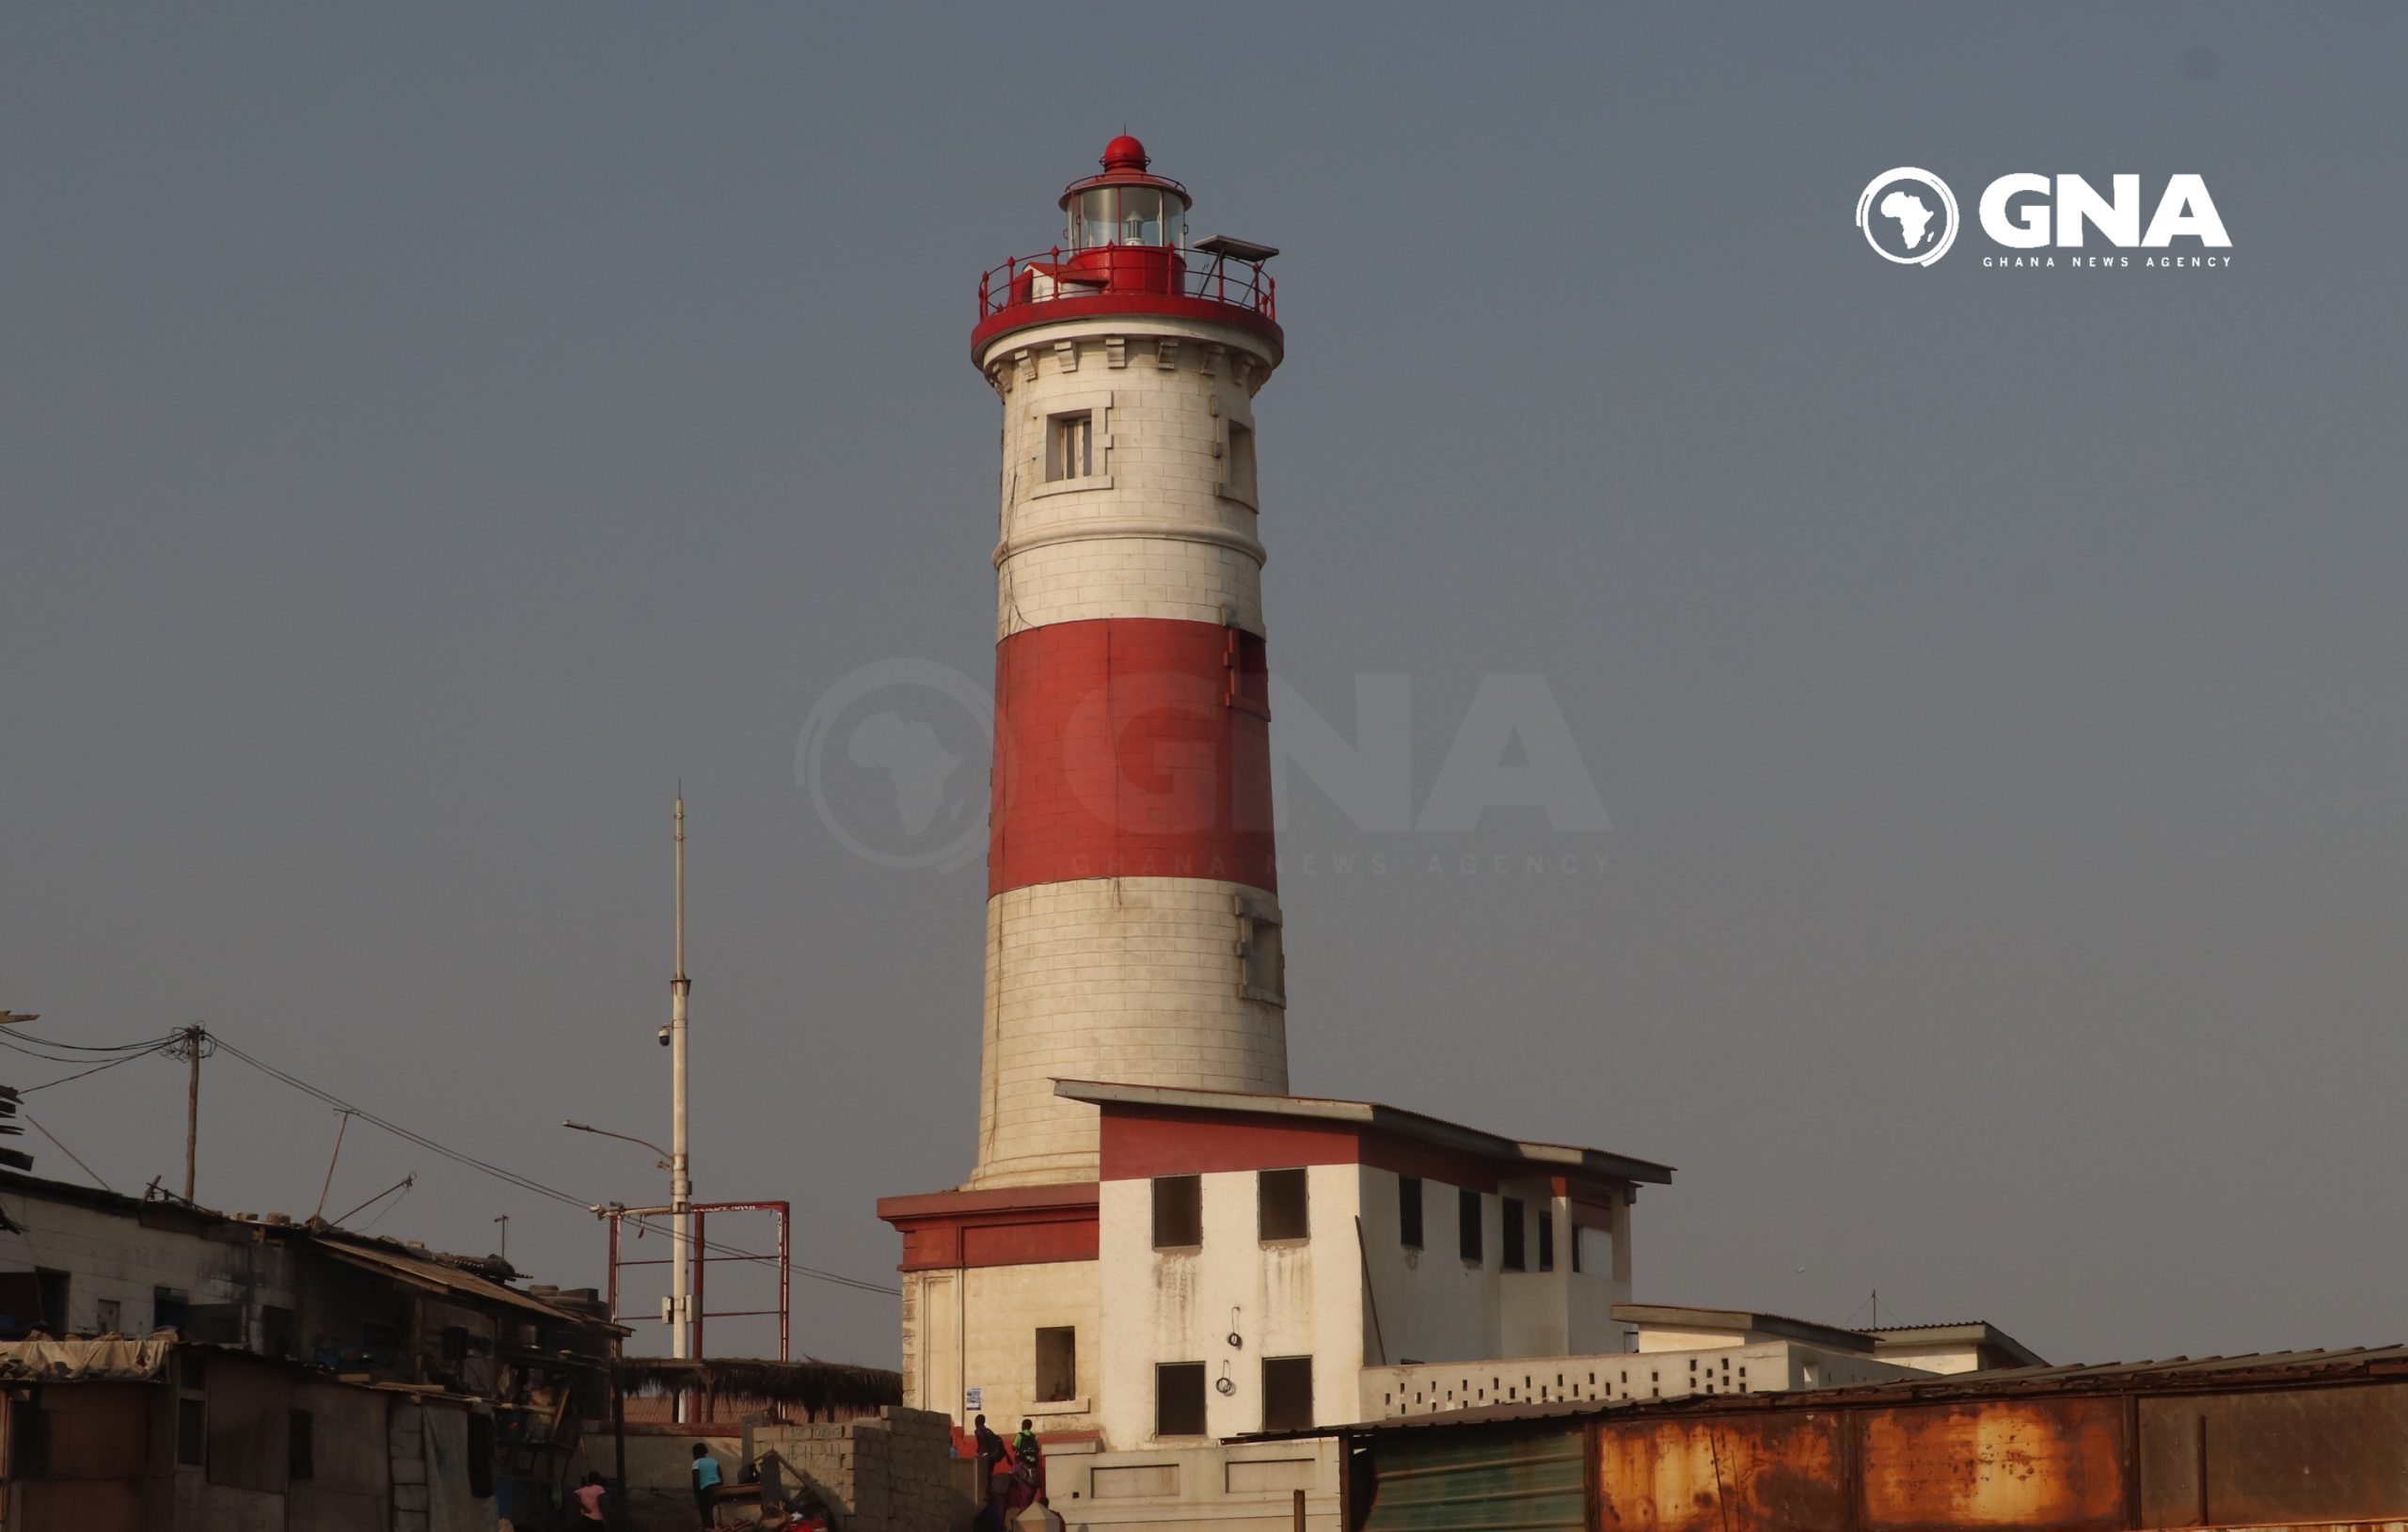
<box><xmin>990</xmin><ymin>619</ymin><xmax>1275</xmax><ymax>897</ymax></box>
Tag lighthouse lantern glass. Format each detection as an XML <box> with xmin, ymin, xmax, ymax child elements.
<box><xmin>1069</xmin><ymin>186</ymin><xmax>1186</xmax><ymax>249</ymax></box>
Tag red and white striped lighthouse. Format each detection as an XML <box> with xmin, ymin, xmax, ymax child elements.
<box><xmin>969</xmin><ymin>136</ymin><xmax>1290</xmax><ymax>1188</ymax></box>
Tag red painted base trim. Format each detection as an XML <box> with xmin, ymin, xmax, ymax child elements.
<box><xmin>878</xmin><ymin>1182</ymin><xmax>1101</xmax><ymax>1273</ymax></box>
<box><xmin>990</xmin><ymin>619</ymin><xmax>1275</xmax><ymax>898</ymax></box>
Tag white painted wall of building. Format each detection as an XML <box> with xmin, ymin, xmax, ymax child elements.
<box><xmin>1351</xmin><ymin>1167</ymin><xmax>1634</xmax><ymax>1371</ymax></box>
<box><xmin>1096</xmin><ymin>1164</ymin><xmax>1364</xmax><ymax>1449</ymax></box>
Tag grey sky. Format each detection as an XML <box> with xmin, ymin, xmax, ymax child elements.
<box><xmin>4</xmin><ymin>4</ymin><xmax>2403</xmax><ymax>1365</ymax></box>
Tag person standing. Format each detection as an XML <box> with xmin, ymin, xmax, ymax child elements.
<box><xmin>973</xmin><ymin>1413</ymin><xmax>1006</xmax><ymax>1485</ymax></box>
<box><xmin>572</xmin><ymin>1472</ymin><xmax>609</xmax><ymax>1524</ymax></box>
<box><xmin>691</xmin><ymin>1444</ymin><xmax>723</xmax><ymax>1527</ymax></box>
<box><xmin>1010</xmin><ymin>1418</ymin><xmax>1044</xmax><ymax>1506</ymax></box>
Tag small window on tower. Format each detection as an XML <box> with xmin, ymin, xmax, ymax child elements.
<box><xmin>1258</xmin><ymin>1168</ymin><xmax>1308</xmax><ymax>1242</ymax></box>
<box><xmin>1156</xmin><ymin>1362</ymin><xmax>1208</xmax><ymax>1437</ymax></box>
<box><xmin>1224</xmin><ymin>420</ymin><xmax>1258</xmax><ymax>503</ymax></box>
<box><xmin>1501</xmin><ymin>1198</ymin><xmax>1527</xmax><ymax>1271</ymax></box>
<box><xmin>1537</xmin><ymin>1208</ymin><xmax>1556</xmax><ymax>1272</ymax></box>
<box><xmin>1152</xmin><ymin>1175</ymin><xmax>1203</xmax><ymax>1249</ymax></box>
<box><xmin>1035</xmin><ymin>1327</ymin><xmax>1077</xmax><ymax>1402</ymax></box>
<box><xmin>1046</xmin><ymin>410</ymin><xmax>1094</xmax><ymax>482</ymax></box>
<box><xmin>1398</xmin><ymin>1176</ymin><xmax>1425</xmax><ymax>1249</ymax></box>
<box><xmin>1459</xmin><ymin>1188</ymin><xmax>1483</xmax><ymax>1264</ymax></box>
<box><xmin>1237</xmin><ymin>894</ymin><xmax>1285</xmax><ymax>1006</ymax></box>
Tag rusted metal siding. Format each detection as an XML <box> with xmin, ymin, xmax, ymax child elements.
<box><xmin>1858</xmin><ymin>1397</ymin><xmax>2128</xmax><ymax>1532</ymax></box>
<box><xmin>1594</xmin><ymin>1411</ymin><xmax>1846</xmax><ymax>1531</ymax></box>
<box><xmin>2138</xmin><ymin>1386</ymin><xmax>2408</xmax><ymax>1530</ymax></box>
<box><xmin>1361</xmin><ymin>1424</ymin><xmax>1586</xmax><ymax>1531</ymax></box>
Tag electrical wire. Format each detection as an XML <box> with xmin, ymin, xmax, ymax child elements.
<box><xmin>208</xmin><ymin>1035</ymin><xmax>898</xmax><ymax>1297</ymax></box>
<box><xmin>18</xmin><ymin>1050</ymin><xmax>156</xmax><ymax>1095</ymax></box>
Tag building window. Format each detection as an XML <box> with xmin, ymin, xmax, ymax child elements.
<box><xmin>1224</xmin><ymin>420</ymin><xmax>1258</xmax><ymax>503</ymax></box>
<box><xmin>154</xmin><ymin>1287</ymin><xmax>191</xmax><ymax>1335</ymax></box>
<box><xmin>176</xmin><ymin>1397</ymin><xmax>206</xmax><ymax>1467</ymax></box>
<box><xmin>261</xmin><ymin>1305</ymin><xmax>294</xmax><ymax>1357</ymax></box>
<box><xmin>1261</xmin><ymin>1355</ymin><xmax>1314</xmax><ymax>1433</ymax></box>
<box><xmin>33</xmin><ymin>1270</ymin><xmax>69</xmax><ymax>1334</ymax></box>
<box><xmin>1152</xmin><ymin>1175</ymin><xmax>1203</xmax><ymax>1249</ymax></box>
<box><xmin>1237</xmin><ymin>894</ymin><xmax>1285</xmax><ymax>1005</ymax></box>
<box><xmin>1398</xmin><ymin>1176</ymin><xmax>1424</xmax><ymax>1249</ymax></box>
<box><xmin>1577</xmin><ymin>1224</ymin><xmax>1612</xmax><ymax>1276</ymax></box>
<box><xmin>1501</xmin><ymin>1198</ymin><xmax>1527</xmax><ymax>1271</ymax></box>
<box><xmin>1537</xmin><ymin>1208</ymin><xmax>1556</xmax><ymax>1272</ymax></box>
<box><xmin>1459</xmin><ymin>1189</ymin><xmax>1483</xmax><ymax>1264</ymax></box>
<box><xmin>1046</xmin><ymin>410</ymin><xmax>1094</xmax><ymax>482</ymax></box>
<box><xmin>1258</xmin><ymin>1168</ymin><xmax>1308</xmax><ymax>1242</ymax></box>
<box><xmin>96</xmin><ymin>1298</ymin><xmax>121</xmax><ymax>1335</ymax></box>
<box><xmin>1035</xmin><ymin>1327</ymin><xmax>1077</xmax><ymax>1402</ymax></box>
<box><xmin>1155</xmin><ymin>1362</ymin><xmax>1207</xmax><ymax>1437</ymax></box>
<box><xmin>289</xmin><ymin>1408</ymin><xmax>315</xmax><ymax>1482</ymax></box>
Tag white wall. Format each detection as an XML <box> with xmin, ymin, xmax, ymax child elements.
<box><xmin>1361</xmin><ymin>1341</ymin><xmax>1934</xmax><ymax>1420</ymax></box>
<box><xmin>1350</xmin><ymin>1168</ymin><xmax>1633</xmax><ymax>1370</ymax></box>
<box><xmin>1096</xmin><ymin>1164</ymin><xmax>1364</xmax><ymax>1449</ymax></box>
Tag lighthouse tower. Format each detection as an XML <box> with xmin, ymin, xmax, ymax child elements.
<box><xmin>969</xmin><ymin>135</ymin><xmax>1290</xmax><ymax>1189</ymax></box>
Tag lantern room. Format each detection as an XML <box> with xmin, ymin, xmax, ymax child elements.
<box><xmin>972</xmin><ymin>134</ymin><xmax>1281</xmax><ymax>362</ymax></box>
<box><xmin>1063</xmin><ymin>134</ymin><xmax>1191</xmax><ymax>250</ymax></box>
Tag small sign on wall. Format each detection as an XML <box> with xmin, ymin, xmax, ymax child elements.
<box><xmin>965</xmin><ymin>1387</ymin><xmax>983</xmax><ymax>1412</ymax></box>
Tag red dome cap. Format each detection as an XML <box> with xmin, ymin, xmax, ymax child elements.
<box><xmin>1101</xmin><ymin>134</ymin><xmax>1149</xmax><ymax>171</ymax></box>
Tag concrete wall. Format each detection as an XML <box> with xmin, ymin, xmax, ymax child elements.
<box><xmin>1097</xmin><ymin>1164</ymin><xmax>1364</xmax><ymax>1448</ymax></box>
<box><xmin>902</xmin><ymin>1258</ymin><xmax>1101</xmax><ymax>1438</ymax></box>
<box><xmin>568</xmin><ymin>1429</ymin><xmax>740</xmax><ymax>1532</ymax></box>
<box><xmin>978</xmin><ymin>881</ymin><xmax>1287</xmax><ymax>1192</ymax></box>
<box><xmin>0</xmin><ymin>1189</ymin><xmax>294</xmax><ymax>1348</ymax></box>
<box><xmin>1039</xmin><ymin>1438</ymin><xmax>1343</xmax><ymax>1532</ymax></box>
<box><xmin>1361</xmin><ymin>1340</ymin><xmax>1936</xmax><ymax>1419</ymax></box>
<box><xmin>751</xmin><ymin>1406</ymin><xmax>966</xmax><ymax>1532</ymax></box>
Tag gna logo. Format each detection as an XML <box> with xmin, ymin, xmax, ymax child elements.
<box><xmin>1857</xmin><ymin>168</ymin><xmax>2231</xmax><ymax>267</ymax></box>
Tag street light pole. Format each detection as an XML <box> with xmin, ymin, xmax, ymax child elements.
<box><xmin>669</xmin><ymin>797</ymin><xmax>694</xmax><ymax>1372</ymax></box>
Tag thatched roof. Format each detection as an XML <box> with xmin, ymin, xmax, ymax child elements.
<box><xmin>615</xmin><ymin>1355</ymin><xmax>901</xmax><ymax>1415</ymax></box>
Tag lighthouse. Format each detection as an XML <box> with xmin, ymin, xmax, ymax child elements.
<box><xmin>968</xmin><ymin>134</ymin><xmax>1291</xmax><ymax>1190</ymax></box>
<box><xmin>880</xmin><ymin>142</ymin><xmax>1671</xmax><ymax>1490</ymax></box>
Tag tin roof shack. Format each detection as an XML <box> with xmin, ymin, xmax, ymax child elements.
<box><xmin>0</xmin><ymin>1333</ymin><xmax>488</xmax><ymax>1532</ymax></box>
<box><xmin>0</xmin><ymin>1170</ymin><xmax>623</xmax><ymax>1519</ymax></box>
<box><xmin>1281</xmin><ymin>1345</ymin><xmax>2408</xmax><ymax>1532</ymax></box>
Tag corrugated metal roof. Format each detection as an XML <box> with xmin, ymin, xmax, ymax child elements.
<box><xmin>313</xmin><ymin>1235</ymin><xmax>610</xmax><ymax>1328</ymax></box>
<box><xmin>1238</xmin><ymin>1347</ymin><xmax>2408</xmax><ymax>1442</ymax></box>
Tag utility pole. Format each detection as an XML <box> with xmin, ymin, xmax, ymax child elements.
<box><xmin>182</xmin><ymin>1024</ymin><xmax>205</xmax><ymax>1202</ymax></box>
<box><xmin>669</xmin><ymin>797</ymin><xmax>694</xmax><ymax>1372</ymax></box>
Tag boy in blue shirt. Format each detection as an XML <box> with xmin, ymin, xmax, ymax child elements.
<box><xmin>692</xmin><ymin>1444</ymin><xmax>722</xmax><ymax>1525</ymax></box>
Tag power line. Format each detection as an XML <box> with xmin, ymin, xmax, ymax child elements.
<box><xmin>208</xmin><ymin>1035</ymin><xmax>897</xmax><ymax>1297</ymax></box>
<box><xmin>18</xmin><ymin>1050</ymin><xmax>156</xmax><ymax>1095</ymax></box>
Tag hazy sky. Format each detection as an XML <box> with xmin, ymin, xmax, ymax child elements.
<box><xmin>5</xmin><ymin>4</ymin><xmax>2404</xmax><ymax>1366</ymax></box>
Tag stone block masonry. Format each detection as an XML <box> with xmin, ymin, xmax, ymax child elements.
<box><xmin>751</xmin><ymin>1406</ymin><xmax>971</xmax><ymax>1532</ymax></box>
